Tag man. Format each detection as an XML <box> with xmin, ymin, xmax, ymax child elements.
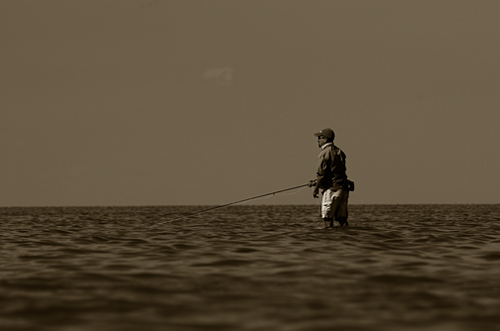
<box><xmin>310</xmin><ymin>128</ymin><xmax>350</xmax><ymax>228</ymax></box>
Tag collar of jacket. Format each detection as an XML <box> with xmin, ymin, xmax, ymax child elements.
<box><xmin>321</xmin><ymin>142</ymin><xmax>333</xmax><ymax>150</ymax></box>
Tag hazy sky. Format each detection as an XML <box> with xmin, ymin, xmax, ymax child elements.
<box><xmin>2</xmin><ymin>0</ymin><xmax>499</xmax><ymax>206</ymax></box>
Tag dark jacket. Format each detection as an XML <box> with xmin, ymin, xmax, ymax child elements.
<box><xmin>316</xmin><ymin>143</ymin><xmax>347</xmax><ymax>191</ymax></box>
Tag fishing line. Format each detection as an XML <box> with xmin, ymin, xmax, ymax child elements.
<box><xmin>165</xmin><ymin>182</ymin><xmax>312</xmax><ymax>223</ymax></box>
<box><xmin>271</xmin><ymin>186</ymin><xmax>309</xmax><ymax>196</ymax></box>
<box><xmin>310</xmin><ymin>197</ymin><xmax>323</xmax><ymax>228</ymax></box>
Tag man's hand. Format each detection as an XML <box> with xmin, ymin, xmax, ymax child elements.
<box><xmin>309</xmin><ymin>179</ymin><xmax>319</xmax><ymax>198</ymax></box>
<box><xmin>313</xmin><ymin>188</ymin><xmax>319</xmax><ymax>199</ymax></box>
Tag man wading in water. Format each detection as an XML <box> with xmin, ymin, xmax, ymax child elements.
<box><xmin>310</xmin><ymin>128</ymin><xmax>352</xmax><ymax>228</ymax></box>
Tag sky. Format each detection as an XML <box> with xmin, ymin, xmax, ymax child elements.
<box><xmin>1</xmin><ymin>0</ymin><xmax>499</xmax><ymax>206</ymax></box>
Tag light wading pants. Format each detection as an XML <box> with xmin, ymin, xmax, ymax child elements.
<box><xmin>321</xmin><ymin>187</ymin><xmax>349</xmax><ymax>226</ymax></box>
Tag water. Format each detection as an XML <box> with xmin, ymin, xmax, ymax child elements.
<box><xmin>2</xmin><ymin>204</ymin><xmax>500</xmax><ymax>331</ymax></box>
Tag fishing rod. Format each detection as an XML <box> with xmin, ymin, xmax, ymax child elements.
<box><xmin>166</xmin><ymin>182</ymin><xmax>314</xmax><ymax>222</ymax></box>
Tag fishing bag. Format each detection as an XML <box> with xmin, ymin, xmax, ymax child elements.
<box><xmin>346</xmin><ymin>179</ymin><xmax>355</xmax><ymax>192</ymax></box>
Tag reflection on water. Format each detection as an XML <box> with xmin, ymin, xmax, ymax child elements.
<box><xmin>1</xmin><ymin>205</ymin><xmax>500</xmax><ymax>330</ymax></box>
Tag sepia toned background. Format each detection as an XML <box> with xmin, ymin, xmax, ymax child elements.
<box><xmin>2</xmin><ymin>0</ymin><xmax>499</xmax><ymax>206</ymax></box>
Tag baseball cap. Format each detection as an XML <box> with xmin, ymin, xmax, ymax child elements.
<box><xmin>313</xmin><ymin>128</ymin><xmax>334</xmax><ymax>139</ymax></box>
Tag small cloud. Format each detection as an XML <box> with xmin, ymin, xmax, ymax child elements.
<box><xmin>204</xmin><ymin>66</ymin><xmax>234</xmax><ymax>86</ymax></box>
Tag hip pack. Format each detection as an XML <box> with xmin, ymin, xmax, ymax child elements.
<box><xmin>346</xmin><ymin>179</ymin><xmax>355</xmax><ymax>192</ymax></box>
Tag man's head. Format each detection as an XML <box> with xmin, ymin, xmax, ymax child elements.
<box><xmin>314</xmin><ymin>128</ymin><xmax>335</xmax><ymax>146</ymax></box>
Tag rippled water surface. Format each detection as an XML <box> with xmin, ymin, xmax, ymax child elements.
<box><xmin>2</xmin><ymin>205</ymin><xmax>500</xmax><ymax>331</ymax></box>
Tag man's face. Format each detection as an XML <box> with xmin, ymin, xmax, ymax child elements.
<box><xmin>317</xmin><ymin>135</ymin><xmax>327</xmax><ymax>148</ymax></box>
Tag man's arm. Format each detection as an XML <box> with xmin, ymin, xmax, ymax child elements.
<box><xmin>313</xmin><ymin>148</ymin><xmax>331</xmax><ymax>198</ymax></box>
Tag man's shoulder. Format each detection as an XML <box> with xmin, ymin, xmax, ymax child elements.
<box><xmin>333</xmin><ymin>145</ymin><xmax>346</xmax><ymax>156</ymax></box>
<box><xmin>318</xmin><ymin>146</ymin><xmax>331</xmax><ymax>158</ymax></box>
